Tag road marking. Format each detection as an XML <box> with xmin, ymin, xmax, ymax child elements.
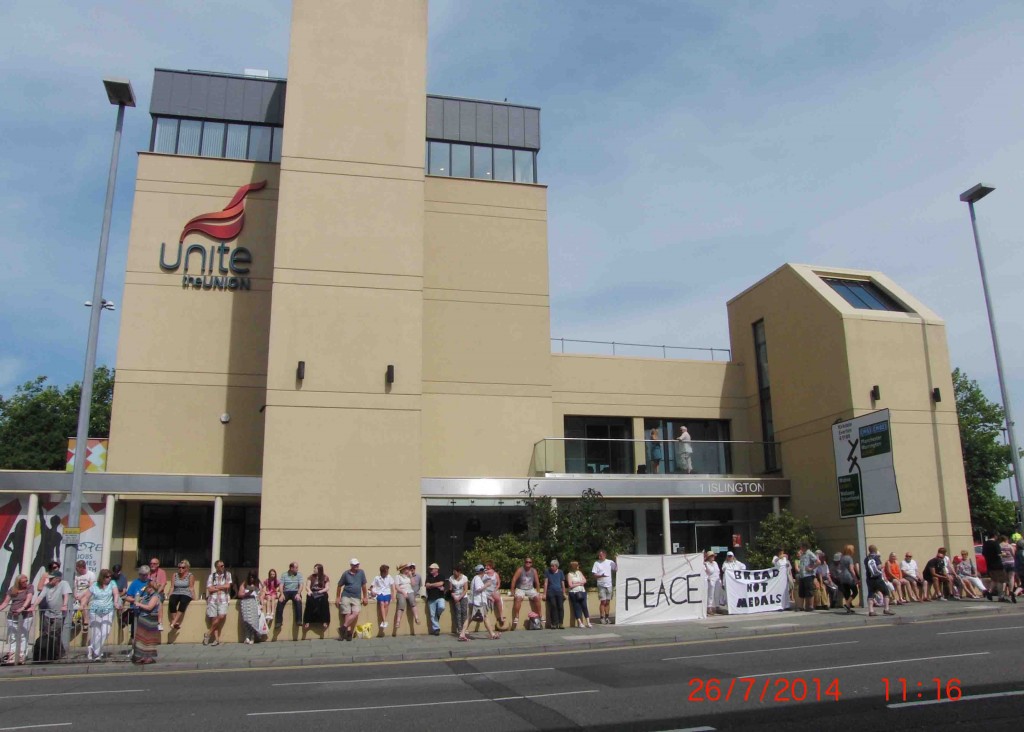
<box><xmin>247</xmin><ymin>689</ymin><xmax>598</xmax><ymax>716</ymax></box>
<box><xmin>937</xmin><ymin>625</ymin><xmax>1024</xmax><ymax>635</ymax></box>
<box><xmin>272</xmin><ymin>667</ymin><xmax>555</xmax><ymax>686</ymax></box>
<box><xmin>655</xmin><ymin>728</ymin><xmax>716</xmax><ymax>732</ymax></box>
<box><xmin>744</xmin><ymin>652</ymin><xmax>990</xmax><ymax>678</ymax></box>
<box><xmin>0</xmin><ymin>689</ymin><xmax>145</xmax><ymax>701</ymax></box>
<box><xmin>888</xmin><ymin>689</ymin><xmax>1024</xmax><ymax>709</ymax></box>
<box><xmin>663</xmin><ymin>641</ymin><xmax>857</xmax><ymax>662</ymax></box>
<box><xmin>0</xmin><ymin>725</ymin><xmax>72</xmax><ymax>731</ymax></box>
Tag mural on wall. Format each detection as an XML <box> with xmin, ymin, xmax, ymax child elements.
<box><xmin>0</xmin><ymin>495</ymin><xmax>106</xmax><ymax>595</ymax></box>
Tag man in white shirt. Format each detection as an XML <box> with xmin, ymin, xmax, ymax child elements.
<box><xmin>591</xmin><ymin>549</ymin><xmax>616</xmax><ymax>624</ymax></box>
<box><xmin>900</xmin><ymin>552</ymin><xmax>927</xmax><ymax>602</ymax></box>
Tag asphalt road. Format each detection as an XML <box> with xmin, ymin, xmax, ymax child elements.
<box><xmin>2</xmin><ymin>611</ymin><xmax>1021</xmax><ymax>731</ymax></box>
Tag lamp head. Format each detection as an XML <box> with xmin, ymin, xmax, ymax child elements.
<box><xmin>102</xmin><ymin>78</ymin><xmax>136</xmax><ymax>107</ymax></box>
<box><xmin>960</xmin><ymin>183</ymin><xmax>994</xmax><ymax>204</ymax></box>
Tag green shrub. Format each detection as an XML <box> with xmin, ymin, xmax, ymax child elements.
<box><xmin>747</xmin><ymin>510</ymin><xmax>817</xmax><ymax>569</ymax></box>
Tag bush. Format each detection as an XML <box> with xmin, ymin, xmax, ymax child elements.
<box><xmin>461</xmin><ymin>534</ymin><xmax>545</xmax><ymax>589</ymax></box>
<box><xmin>747</xmin><ymin>510</ymin><xmax>817</xmax><ymax>569</ymax></box>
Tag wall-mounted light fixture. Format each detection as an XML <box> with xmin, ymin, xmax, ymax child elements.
<box><xmin>932</xmin><ymin>387</ymin><xmax>942</xmax><ymax>402</ymax></box>
<box><xmin>296</xmin><ymin>361</ymin><xmax>305</xmax><ymax>380</ymax></box>
<box><xmin>220</xmin><ymin>413</ymin><xmax>231</xmax><ymax>424</ymax></box>
<box><xmin>871</xmin><ymin>385</ymin><xmax>881</xmax><ymax>401</ymax></box>
<box><xmin>385</xmin><ymin>364</ymin><xmax>395</xmax><ymax>385</ymax></box>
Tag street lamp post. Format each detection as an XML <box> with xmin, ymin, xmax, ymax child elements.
<box><xmin>63</xmin><ymin>79</ymin><xmax>134</xmax><ymax>649</ymax></box>
<box><xmin>960</xmin><ymin>183</ymin><xmax>1024</xmax><ymax>533</ymax></box>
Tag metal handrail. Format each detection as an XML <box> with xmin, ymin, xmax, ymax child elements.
<box><xmin>535</xmin><ymin>437</ymin><xmax>778</xmax><ymax>446</ymax></box>
<box><xmin>551</xmin><ymin>337</ymin><xmax>731</xmax><ymax>361</ymax></box>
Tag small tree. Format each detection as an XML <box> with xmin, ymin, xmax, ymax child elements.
<box><xmin>748</xmin><ymin>510</ymin><xmax>817</xmax><ymax>569</ymax></box>
<box><xmin>461</xmin><ymin>534</ymin><xmax>545</xmax><ymax>589</ymax></box>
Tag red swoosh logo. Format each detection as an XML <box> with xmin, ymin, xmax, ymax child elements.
<box><xmin>179</xmin><ymin>180</ymin><xmax>267</xmax><ymax>243</ymax></box>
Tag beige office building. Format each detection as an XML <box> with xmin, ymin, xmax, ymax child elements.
<box><xmin>0</xmin><ymin>1</ymin><xmax>971</xmax><ymax>630</ymax></box>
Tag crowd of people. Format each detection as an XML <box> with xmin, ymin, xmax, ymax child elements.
<box><xmin>701</xmin><ymin>532</ymin><xmax>1023</xmax><ymax>618</ymax></box>
<box><xmin>4</xmin><ymin>534</ymin><xmax>1022</xmax><ymax>667</ymax></box>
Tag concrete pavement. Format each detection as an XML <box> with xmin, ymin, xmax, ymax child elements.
<box><xmin>2</xmin><ymin>596</ymin><xmax>1019</xmax><ymax>677</ymax></box>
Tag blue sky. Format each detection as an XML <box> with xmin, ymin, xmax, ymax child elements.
<box><xmin>2</xmin><ymin>2</ymin><xmax>1023</xmax><ymax>496</ymax></box>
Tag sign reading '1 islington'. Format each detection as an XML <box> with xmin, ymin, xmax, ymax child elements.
<box><xmin>158</xmin><ymin>181</ymin><xmax>265</xmax><ymax>291</ymax></box>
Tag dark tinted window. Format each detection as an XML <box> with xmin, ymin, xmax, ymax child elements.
<box><xmin>823</xmin><ymin>278</ymin><xmax>906</xmax><ymax>312</ymax></box>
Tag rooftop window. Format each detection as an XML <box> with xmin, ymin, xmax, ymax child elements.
<box><xmin>150</xmin><ymin>115</ymin><xmax>282</xmax><ymax>163</ymax></box>
<box><xmin>821</xmin><ymin>277</ymin><xmax>907</xmax><ymax>312</ymax></box>
<box><xmin>425</xmin><ymin>140</ymin><xmax>536</xmax><ymax>183</ymax></box>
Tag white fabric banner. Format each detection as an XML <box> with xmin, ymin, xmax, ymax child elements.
<box><xmin>614</xmin><ymin>554</ymin><xmax>707</xmax><ymax>626</ymax></box>
<box><xmin>724</xmin><ymin>566</ymin><xmax>789</xmax><ymax>615</ymax></box>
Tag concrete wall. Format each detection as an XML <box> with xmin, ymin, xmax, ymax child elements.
<box><xmin>258</xmin><ymin>0</ymin><xmax>428</xmax><ymax>579</ymax></box>
<box><xmin>726</xmin><ymin>264</ymin><xmax>972</xmax><ymax>561</ymax></box>
<box><xmin>108</xmin><ymin>154</ymin><xmax>278</xmax><ymax>475</ymax></box>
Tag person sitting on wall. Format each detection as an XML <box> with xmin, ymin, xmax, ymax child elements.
<box><xmin>900</xmin><ymin>551</ymin><xmax>927</xmax><ymax>602</ymax></box>
<box><xmin>923</xmin><ymin>548</ymin><xmax>955</xmax><ymax>601</ymax></box>
<box><xmin>953</xmin><ymin>551</ymin><xmax>984</xmax><ymax>599</ymax></box>
<box><xmin>509</xmin><ymin>557</ymin><xmax>542</xmax><ymax>631</ymax></box>
<box><xmin>884</xmin><ymin>552</ymin><xmax>912</xmax><ymax>604</ymax></box>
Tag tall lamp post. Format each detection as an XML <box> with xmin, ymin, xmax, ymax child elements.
<box><xmin>63</xmin><ymin>79</ymin><xmax>134</xmax><ymax>647</ymax></box>
<box><xmin>960</xmin><ymin>183</ymin><xmax>1024</xmax><ymax>533</ymax></box>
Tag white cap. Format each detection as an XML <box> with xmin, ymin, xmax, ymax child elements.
<box><xmin>349</xmin><ymin>558</ymin><xmax>359</xmax><ymax>565</ymax></box>
<box><xmin>726</xmin><ymin>551</ymin><xmax>735</xmax><ymax>556</ymax></box>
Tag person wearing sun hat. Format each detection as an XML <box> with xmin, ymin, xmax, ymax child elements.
<box><xmin>703</xmin><ymin>550</ymin><xmax>722</xmax><ymax>615</ymax></box>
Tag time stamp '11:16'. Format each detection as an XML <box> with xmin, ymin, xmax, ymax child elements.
<box><xmin>882</xmin><ymin>678</ymin><xmax>962</xmax><ymax>702</ymax></box>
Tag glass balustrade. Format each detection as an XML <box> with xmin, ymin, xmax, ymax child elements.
<box><xmin>531</xmin><ymin>438</ymin><xmax>782</xmax><ymax>477</ymax></box>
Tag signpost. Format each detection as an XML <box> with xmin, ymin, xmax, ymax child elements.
<box><xmin>832</xmin><ymin>408</ymin><xmax>902</xmax><ymax>603</ymax></box>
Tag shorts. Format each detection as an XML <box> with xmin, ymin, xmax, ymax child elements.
<box><xmin>988</xmin><ymin>567</ymin><xmax>1007</xmax><ymax>583</ymax></box>
<box><xmin>840</xmin><ymin>582</ymin><xmax>858</xmax><ymax>600</ymax></box>
<box><xmin>598</xmin><ymin>586</ymin><xmax>612</xmax><ymax>601</ymax></box>
<box><xmin>375</xmin><ymin>594</ymin><xmax>392</xmax><ymax>604</ymax></box>
<box><xmin>867</xmin><ymin>578</ymin><xmax>889</xmax><ymax>596</ymax></box>
<box><xmin>339</xmin><ymin>596</ymin><xmax>361</xmax><ymax>615</ymax></box>
<box><xmin>398</xmin><ymin>593</ymin><xmax>417</xmax><ymax>611</ymax></box>
<box><xmin>798</xmin><ymin>576</ymin><xmax>816</xmax><ymax>598</ymax></box>
<box><xmin>206</xmin><ymin>600</ymin><xmax>228</xmax><ymax>618</ymax></box>
<box><xmin>514</xmin><ymin>588</ymin><xmax>539</xmax><ymax>600</ymax></box>
<box><xmin>168</xmin><ymin>595</ymin><xmax>192</xmax><ymax>614</ymax></box>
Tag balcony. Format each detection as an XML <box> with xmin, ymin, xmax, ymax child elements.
<box><xmin>531</xmin><ymin>438</ymin><xmax>782</xmax><ymax>477</ymax></box>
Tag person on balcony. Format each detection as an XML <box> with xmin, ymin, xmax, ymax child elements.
<box><xmin>648</xmin><ymin>428</ymin><xmax>663</xmax><ymax>473</ymax></box>
<box><xmin>676</xmin><ymin>426</ymin><xmax>694</xmax><ymax>473</ymax></box>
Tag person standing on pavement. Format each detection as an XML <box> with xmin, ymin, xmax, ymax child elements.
<box><xmin>276</xmin><ymin>562</ymin><xmax>304</xmax><ymax>627</ymax></box>
<box><xmin>999</xmin><ymin>536</ymin><xmax>1018</xmax><ymax>600</ymax></box>
<box><xmin>424</xmin><ymin>562</ymin><xmax>446</xmax><ymax>636</ymax></box>
<box><xmin>336</xmin><ymin>559</ymin><xmax>368</xmax><ymax>641</ymax></box>
<box><xmin>484</xmin><ymin>561</ymin><xmax>506</xmax><ymax>629</ymax></box>
<box><xmin>864</xmin><ymin>545</ymin><xmax>895</xmax><ymax>617</ymax></box>
<box><xmin>370</xmin><ymin>564</ymin><xmax>394</xmax><ymax>633</ymax></box>
<box><xmin>122</xmin><ymin>565</ymin><xmax>150</xmax><ymax>640</ymax></box>
<box><xmin>591</xmin><ymin>549</ymin><xmax>616</xmax><ymax>624</ymax></box>
<box><xmin>82</xmin><ymin>568</ymin><xmax>120</xmax><ymax>660</ymax></box>
<box><xmin>704</xmin><ymin>551</ymin><xmax>722</xmax><ymax>615</ymax></box>
<box><xmin>131</xmin><ymin>577</ymin><xmax>161</xmax><ymax>665</ymax></box>
<box><xmin>544</xmin><ymin>559</ymin><xmax>566</xmax><ymax>629</ymax></box>
<box><xmin>72</xmin><ymin>559</ymin><xmax>96</xmax><ymax>630</ymax></box>
<box><xmin>110</xmin><ymin>564</ymin><xmax>127</xmax><ymax>594</ymax></box>
<box><xmin>408</xmin><ymin>562</ymin><xmax>423</xmax><ymax>605</ymax></box>
<box><xmin>509</xmin><ymin>557</ymin><xmax>542</xmax><ymax>631</ymax></box>
<box><xmin>0</xmin><ymin>575</ymin><xmax>33</xmax><ymax>665</ymax></box>
<box><xmin>35</xmin><ymin>570</ymin><xmax>70</xmax><ymax>659</ymax></box>
<box><xmin>566</xmin><ymin>561</ymin><xmax>591</xmax><ymax>628</ymax></box>
<box><xmin>982</xmin><ymin>531</ymin><xmax>1006</xmax><ymax>601</ymax></box>
<box><xmin>838</xmin><ymin>545</ymin><xmax>859</xmax><ymax>614</ymax></box>
<box><xmin>448</xmin><ymin>565</ymin><xmax>470</xmax><ymax>640</ymax></box>
<box><xmin>238</xmin><ymin>571</ymin><xmax>262</xmax><ymax>644</ymax></box>
<box><xmin>796</xmin><ymin>543</ymin><xmax>817</xmax><ymax>612</ymax></box>
<box><xmin>148</xmin><ymin>557</ymin><xmax>168</xmax><ymax>631</ymax></box>
<box><xmin>204</xmin><ymin>559</ymin><xmax>232</xmax><ymax>646</ymax></box>
<box><xmin>470</xmin><ymin>564</ymin><xmax>499</xmax><ymax>639</ymax></box>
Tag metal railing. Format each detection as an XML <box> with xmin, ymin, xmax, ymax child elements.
<box><xmin>552</xmin><ymin>337</ymin><xmax>731</xmax><ymax>361</ymax></box>
<box><xmin>1</xmin><ymin>605</ymin><xmax>131</xmax><ymax>666</ymax></box>
<box><xmin>531</xmin><ymin>437</ymin><xmax>781</xmax><ymax>477</ymax></box>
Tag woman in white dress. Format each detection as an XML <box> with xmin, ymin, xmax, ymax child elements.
<box><xmin>703</xmin><ymin>551</ymin><xmax>722</xmax><ymax>615</ymax></box>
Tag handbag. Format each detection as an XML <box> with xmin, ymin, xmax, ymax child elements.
<box><xmin>257</xmin><ymin>610</ymin><xmax>269</xmax><ymax>636</ymax></box>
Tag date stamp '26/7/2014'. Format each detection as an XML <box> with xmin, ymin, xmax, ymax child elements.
<box><xmin>687</xmin><ymin>678</ymin><xmax>842</xmax><ymax>703</ymax></box>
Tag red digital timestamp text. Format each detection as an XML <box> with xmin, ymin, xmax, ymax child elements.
<box><xmin>687</xmin><ymin>677</ymin><xmax>841</xmax><ymax>703</ymax></box>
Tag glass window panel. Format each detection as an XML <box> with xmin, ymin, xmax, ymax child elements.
<box><xmin>153</xmin><ymin>117</ymin><xmax>178</xmax><ymax>153</ymax></box>
<box><xmin>428</xmin><ymin>141</ymin><xmax>450</xmax><ymax>175</ymax></box>
<box><xmin>494</xmin><ymin>148</ymin><xmax>513</xmax><ymax>181</ymax></box>
<box><xmin>472</xmin><ymin>146</ymin><xmax>492</xmax><ymax>179</ymax></box>
<box><xmin>451</xmin><ymin>144</ymin><xmax>471</xmax><ymax>178</ymax></box>
<box><xmin>225</xmin><ymin>123</ymin><xmax>249</xmax><ymax>159</ymax></box>
<box><xmin>176</xmin><ymin>119</ymin><xmax>202</xmax><ymax>156</ymax></box>
<box><xmin>514</xmin><ymin>149</ymin><xmax>534</xmax><ymax>183</ymax></box>
<box><xmin>271</xmin><ymin>127</ymin><xmax>283</xmax><ymax>162</ymax></box>
<box><xmin>201</xmin><ymin>122</ymin><xmax>225</xmax><ymax>157</ymax></box>
<box><xmin>822</xmin><ymin>278</ymin><xmax>905</xmax><ymax>311</ymax></box>
<box><xmin>248</xmin><ymin>125</ymin><xmax>272</xmax><ymax>161</ymax></box>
